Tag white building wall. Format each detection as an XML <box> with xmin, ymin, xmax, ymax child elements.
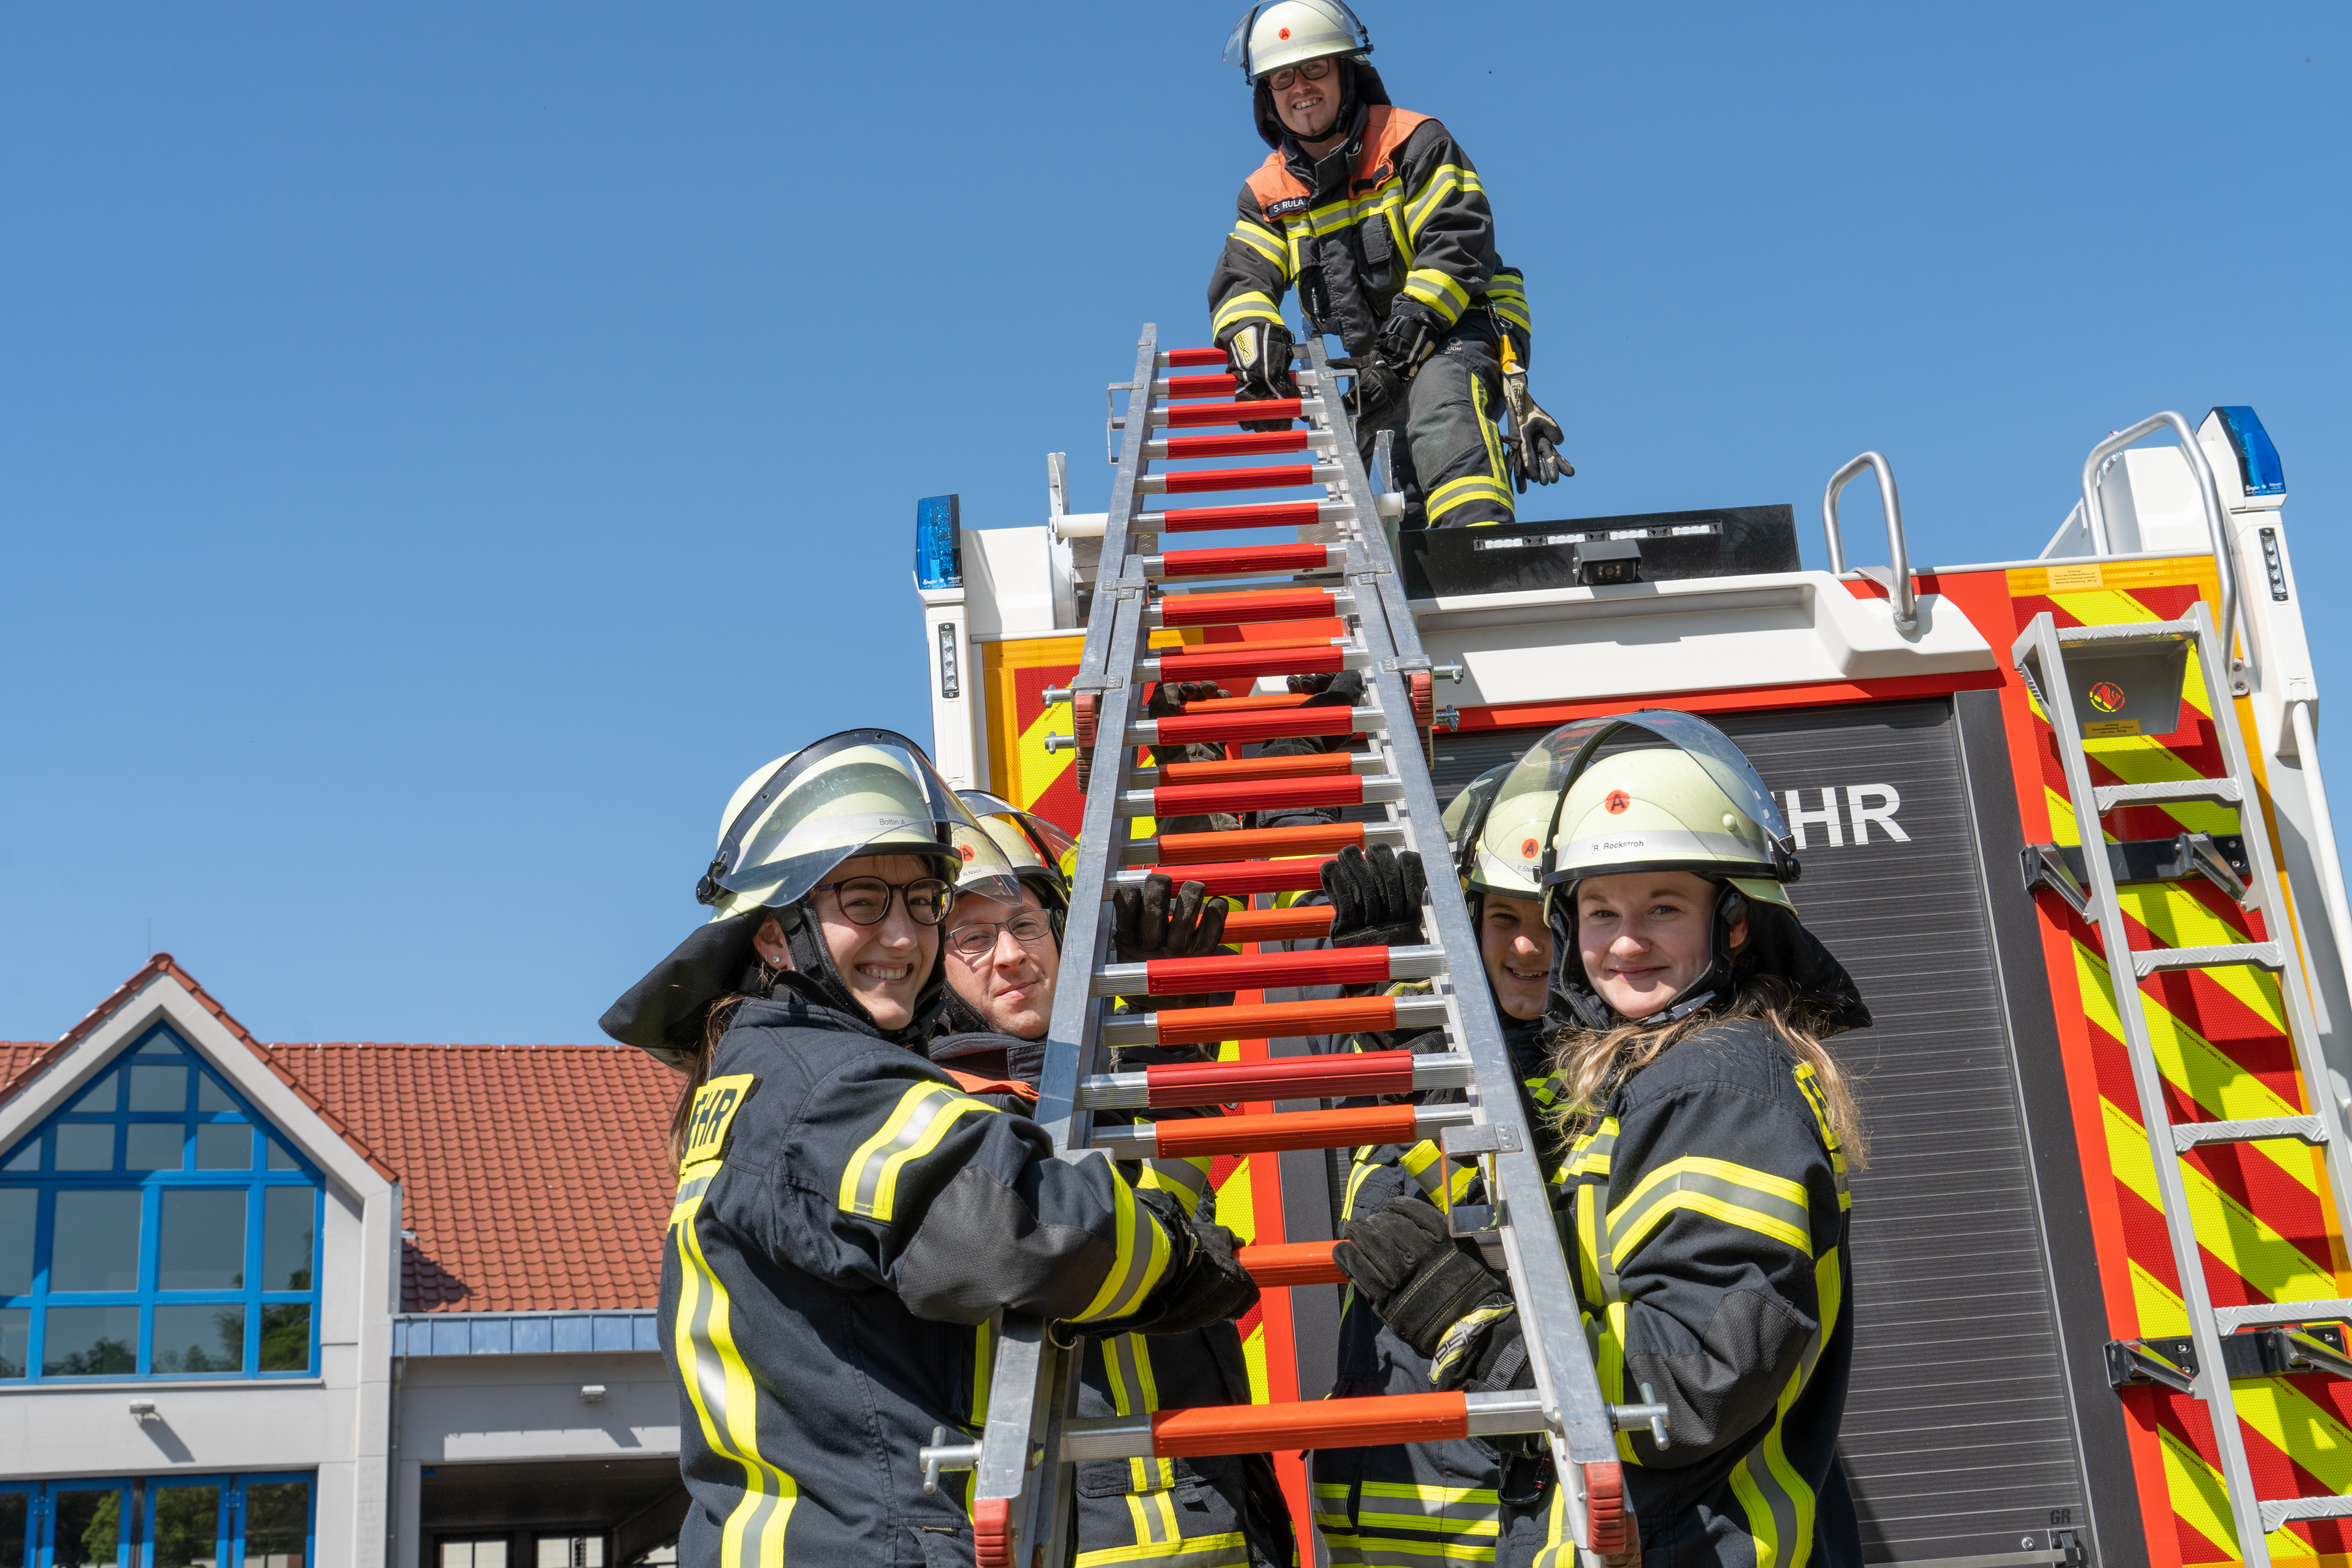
<box><xmin>391</xmin><ymin>1350</ymin><xmax>678</xmax><ymax>1568</ymax></box>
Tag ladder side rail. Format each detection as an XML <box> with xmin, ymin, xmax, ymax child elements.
<box><xmin>1073</xmin><ymin>327</ymin><xmax>1162</xmax><ymax>692</ymax></box>
<box><xmin>1305</xmin><ymin>340</ymin><xmax>1623</xmax><ymax>1521</ymax></box>
<box><xmin>970</xmin><ymin>588</ymin><xmax>1147</xmax><ymax>1567</ymax></box>
<box><xmin>2180</xmin><ymin>600</ymin><xmax>2352</xmax><ymax>1257</ymax></box>
<box><xmin>2016</xmin><ymin>610</ymin><xmax>2274</xmax><ymax>1567</ymax></box>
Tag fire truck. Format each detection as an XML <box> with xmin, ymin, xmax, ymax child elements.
<box><xmin>907</xmin><ymin>326</ymin><xmax>2351</xmax><ymax>1568</ymax></box>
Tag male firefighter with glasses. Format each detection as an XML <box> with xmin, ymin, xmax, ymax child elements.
<box><xmin>1210</xmin><ymin>0</ymin><xmax>1568</xmax><ymax>529</ymax></box>
<box><xmin>601</xmin><ymin>732</ymin><xmax>1260</xmax><ymax>1568</ymax></box>
<box><xmin>929</xmin><ymin>792</ymin><xmax>1296</xmax><ymax>1568</ymax></box>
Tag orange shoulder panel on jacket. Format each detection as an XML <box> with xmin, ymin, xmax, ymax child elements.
<box><xmin>1244</xmin><ymin>106</ymin><xmax>1436</xmax><ymax>220</ymax></box>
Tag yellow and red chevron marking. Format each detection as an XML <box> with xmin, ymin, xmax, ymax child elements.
<box><xmin>2003</xmin><ymin>559</ymin><xmax>2352</xmax><ymax>1568</ymax></box>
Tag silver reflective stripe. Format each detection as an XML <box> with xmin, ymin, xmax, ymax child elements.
<box><xmin>850</xmin><ymin>1086</ymin><xmax>961</xmax><ymax>1215</ymax></box>
<box><xmin>1606</xmin><ymin>1167</ymin><xmax>1812</xmax><ymax>1262</ymax></box>
<box><xmin>1088</xmin><ymin>1173</ymin><xmax>1161</xmax><ymax>1321</ymax></box>
<box><xmin>1150</xmin><ymin>1156</ymin><xmax>1211</xmax><ymax>1209</ymax></box>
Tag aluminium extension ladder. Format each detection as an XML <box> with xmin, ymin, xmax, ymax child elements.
<box><xmin>2017</xmin><ymin>603</ymin><xmax>2352</xmax><ymax>1567</ymax></box>
<box><xmin>924</xmin><ymin>325</ymin><xmax>1644</xmax><ymax>1568</ymax></box>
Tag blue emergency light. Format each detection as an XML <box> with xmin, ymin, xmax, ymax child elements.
<box><xmin>2210</xmin><ymin>406</ymin><xmax>2286</xmax><ymax>498</ymax></box>
<box><xmin>915</xmin><ymin>494</ymin><xmax>962</xmax><ymax>590</ymax></box>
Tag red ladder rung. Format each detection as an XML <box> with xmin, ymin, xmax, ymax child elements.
<box><xmin>1146</xmin><ymin>1049</ymin><xmax>1421</xmax><ymax>1107</ymax></box>
<box><xmin>1158</xmin><ymin>751</ymin><xmax>1354</xmax><ymax>784</ymax></box>
<box><xmin>1154</xmin><ymin>500</ymin><xmax>1324</xmax><ymax>534</ymax></box>
<box><xmin>1124</xmin><ymin>990</ymin><xmax>1397</xmax><ymax>1045</ymax></box>
<box><xmin>1157</xmin><ymin>588</ymin><xmax>1335</xmax><ymax>626</ymax></box>
<box><xmin>1151</xmin><ymin>775</ymin><xmax>1363</xmax><ymax>817</ymax></box>
<box><xmin>1137</xmin><ymin>944</ymin><xmax>1398</xmax><ymax>995</ymax></box>
<box><xmin>1157</xmin><ymin>542</ymin><xmax>1334</xmax><ymax>579</ymax></box>
<box><xmin>1236</xmin><ymin>1240</ymin><xmax>1345</xmax><ymax>1286</ymax></box>
<box><xmin>1159</xmin><ymin>461</ymin><xmax>1312</xmax><ymax>492</ymax></box>
<box><xmin>1154</xmin><ymin>706</ymin><xmax>1359</xmax><ymax>744</ymax></box>
<box><xmin>1162</xmin><ymin>431</ymin><xmax>1310</xmax><ymax>460</ymax></box>
<box><xmin>1150</xmin><ymin>1103</ymin><xmax>1417</xmax><ymax>1156</ymax></box>
<box><xmin>1154</xmin><ymin>643</ymin><xmax>1346</xmax><ymax>682</ymax></box>
<box><xmin>1164</xmin><ymin>347</ymin><xmax>1230</xmax><ymax>367</ymax></box>
<box><xmin>1163</xmin><ymin>399</ymin><xmax>1299</xmax><ymax>429</ymax></box>
<box><xmin>1175</xmin><ymin>693</ymin><xmax>1318</xmax><ymax>713</ymax></box>
<box><xmin>1165</xmin><ymin>373</ymin><xmax>1239</xmax><ymax>397</ymax></box>
<box><xmin>1148</xmin><ymin>1392</ymin><xmax>1470</xmax><ymax>1456</ymax></box>
<box><xmin>1220</xmin><ymin>904</ymin><xmax>1334</xmax><ymax>941</ymax></box>
<box><xmin>1155</xmin><ymin>823</ymin><xmax>1363</xmax><ymax>864</ymax></box>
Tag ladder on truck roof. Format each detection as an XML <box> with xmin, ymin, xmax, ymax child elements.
<box><xmin>2019</xmin><ymin>597</ymin><xmax>2352</xmax><ymax>1566</ymax></box>
<box><xmin>929</xmin><ymin>326</ymin><xmax>1640</xmax><ymax>1567</ymax></box>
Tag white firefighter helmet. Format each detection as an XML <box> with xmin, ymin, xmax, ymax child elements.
<box><xmin>1470</xmin><ymin>776</ymin><xmax>1561</xmax><ymax>901</ymax></box>
<box><xmin>1532</xmin><ymin>710</ymin><xmax>1800</xmax><ymax>923</ymax></box>
<box><xmin>955</xmin><ymin>790</ymin><xmax>1076</xmax><ymax>911</ymax></box>
<box><xmin>1222</xmin><ymin>0</ymin><xmax>1372</xmax><ymax>82</ymax></box>
<box><xmin>695</xmin><ymin>730</ymin><xmax>1019</xmax><ymax>922</ymax></box>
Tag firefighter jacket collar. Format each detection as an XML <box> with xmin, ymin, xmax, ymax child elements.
<box><xmin>928</xmin><ymin>1028</ymin><xmax>1047</xmax><ymax>1095</ymax></box>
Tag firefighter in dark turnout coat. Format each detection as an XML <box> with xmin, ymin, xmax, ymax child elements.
<box><xmin>1329</xmin><ymin>713</ymin><xmax>1872</xmax><ymax>1568</ymax></box>
<box><xmin>601</xmin><ymin>732</ymin><xmax>1259</xmax><ymax>1568</ymax></box>
<box><xmin>930</xmin><ymin>796</ymin><xmax>1294</xmax><ymax>1568</ymax></box>
<box><xmin>1210</xmin><ymin>1</ymin><xmax>1566</xmax><ymax>529</ymax></box>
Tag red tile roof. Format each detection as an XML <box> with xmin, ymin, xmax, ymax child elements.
<box><xmin>269</xmin><ymin>1041</ymin><xmax>677</xmax><ymax>1314</ymax></box>
<box><xmin>4</xmin><ymin>956</ymin><xmax>680</xmax><ymax>1315</ymax></box>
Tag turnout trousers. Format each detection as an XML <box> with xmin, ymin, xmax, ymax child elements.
<box><xmin>1358</xmin><ymin>321</ymin><xmax>1516</xmax><ymax>530</ymax></box>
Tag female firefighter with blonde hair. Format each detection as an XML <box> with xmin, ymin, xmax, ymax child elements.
<box><xmin>601</xmin><ymin>730</ymin><xmax>1257</xmax><ymax>1568</ymax></box>
<box><xmin>1331</xmin><ymin>711</ymin><xmax>1869</xmax><ymax>1568</ymax></box>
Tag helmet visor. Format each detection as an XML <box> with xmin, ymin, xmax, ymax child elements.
<box><xmin>1222</xmin><ymin>6</ymin><xmax>1259</xmax><ymax>72</ymax></box>
<box><xmin>957</xmin><ymin>790</ymin><xmax>1080</xmax><ymax>879</ymax></box>
<box><xmin>708</xmin><ymin>730</ymin><xmax>1020</xmax><ymax>913</ymax></box>
<box><xmin>1567</xmin><ymin>710</ymin><xmax>1792</xmax><ymax>849</ymax></box>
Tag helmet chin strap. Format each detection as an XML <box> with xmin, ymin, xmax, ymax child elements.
<box><xmin>1649</xmin><ymin>883</ymin><xmax>1750</xmax><ymax>1023</ymax></box>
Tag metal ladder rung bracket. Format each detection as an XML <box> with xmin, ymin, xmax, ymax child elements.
<box><xmin>2262</xmin><ymin>1497</ymin><xmax>2352</xmax><ymax>1532</ymax></box>
<box><xmin>2132</xmin><ymin>942</ymin><xmax>2284</xmax><ymax>978</ymax></box>
<box><xmin>2172</xmin><ymin>1116</ymin><xmax>2329</xmax><ymax>1152</ymax></box>
<box><xmin>2094</xmin><ymin>778</ymin><xmax>2243</xmax><ymax>811</ymax></box>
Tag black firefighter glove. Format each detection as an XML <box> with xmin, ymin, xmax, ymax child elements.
<box><xmin>1222</xmin><ymin>321</ymin><xmax>1298</xmax><ymax>431</ymax></box>
<box><xmin>1253</xmin><ymin>668</ymin><xmax>1365</xmax><ymax>772</ymax></box>
<box><xmin>1322</xmin><ymin>843</ymin><xmax>1427</xmax><ymax>949</ymax></box>
<box><xmin>1506</xmin><ymin>381</ymin><xmax>1569</xmax><ymax>489</ymax></box>
<box><xmin>1332</xmin><ymin>1195</ymin><xmax>1508</xmax><ymax>1360</ymax></box>
<box><xmin>1113</xmin><ymin>871</ymin><xmax>1233</xmax><ymax>1012</ymax></box>
<box><xmin>1085</xmin><ymin>1187</ymin><xmax>1260</xmax><ymax>1338</ymax></box>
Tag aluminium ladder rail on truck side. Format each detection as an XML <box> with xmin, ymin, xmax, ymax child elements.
<box><xmin>921</xmin><ymin>327</ymin><xmax>1646</xmax><ymax>1568</ymax></box>
<box><xmin>913</xmin><ymin>337</ymin><xmax>2352</xmax><ymax>1568</ymax></box>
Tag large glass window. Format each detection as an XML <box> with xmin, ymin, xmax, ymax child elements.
<box><xmin>0</xmin><ymin>1475</ymin><xmax>310</xmax><ymax>1568</ymax></box>
<box><xmin>0</xmin><ymin>1026</ymin><xmax>322</xmax><ymax>1381</ymax></box>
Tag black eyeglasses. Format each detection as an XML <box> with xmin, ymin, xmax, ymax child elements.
<box><xmin>1266</xmin><ymin>57</ymin><xmax>1336</xmax><ymax>91</ymax></box>
<box><xmin>945</xmin><ymin>910</ymin><xmax>1057</xmax><ymax>959</ymax></box>
<box><xmin>811</xmin><ymin>876</ymin><xmax>954</xmax><ymax>927</ymax></box>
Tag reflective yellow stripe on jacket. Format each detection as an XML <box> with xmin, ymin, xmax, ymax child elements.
<box><xmin>1315</xmin><ymin>1479</ymin><xmax>1502</xmax><ymax>1566</ymax></box>
<box><xmin>671</xmin><ymin>1075</ymin><xmax>798</xmax><ymax>1567</ymax></box>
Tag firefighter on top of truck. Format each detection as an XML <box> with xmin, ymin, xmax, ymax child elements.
<box><xmin>1209</xmin><ymin>0</ymin><xmax>1567</xmax><ymax>528</ymax></box>
<box><xmin>929</xmin><ymin>794</ymin><xmax>1294</xmax><ymax>1568</ymax></box>
<box><xmin>1330</xmin><ymin>712</ymin><xmax>1872</xmax><ymax>1568</ymax></box>
<box><xmin>599</xmin><ymin>731</ymin><xmax>1259</xmax><ymax>1568</ymax></box>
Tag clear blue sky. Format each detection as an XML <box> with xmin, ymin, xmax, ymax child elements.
<box><xmin>3</xmin><ymin>4</ymin><xmax>2344</xmax><ymax>1046</ymax></box>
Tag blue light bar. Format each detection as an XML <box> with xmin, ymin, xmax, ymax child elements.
<box><xmin>2211</xmin><ymin>407</ymin><xmax>2286</xmax><ymax>498</ymax></box>
<box><xmin>915</xmin><ymin>494</ymin><xmax>962</xmax><ymax>590</ymax></box>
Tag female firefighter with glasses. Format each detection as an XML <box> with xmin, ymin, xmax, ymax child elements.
<box><xmin>1329</xmin><ymin>713</ymin><xmax>1871</xmax><ymax>1568</ymax></box>
<box><xmin>601</xmin><ymin>732</ymin><xmax>1258</xmax><ymax>1568</ymax></box>
<box><xmin>927</xmin><ymin>793</ymin><xmax>1296</xmax><ymax>1568</ymax></box>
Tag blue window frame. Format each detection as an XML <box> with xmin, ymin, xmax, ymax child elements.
<box><xmin>0</xmin><ymin>1025</ymin><xmax>323</xmax><ymax>1382</ymax></box>
<box><xmin>0</xmin><ymin>1474</ymin><xmax>313</xmax><ymax>1568</ymax></box>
